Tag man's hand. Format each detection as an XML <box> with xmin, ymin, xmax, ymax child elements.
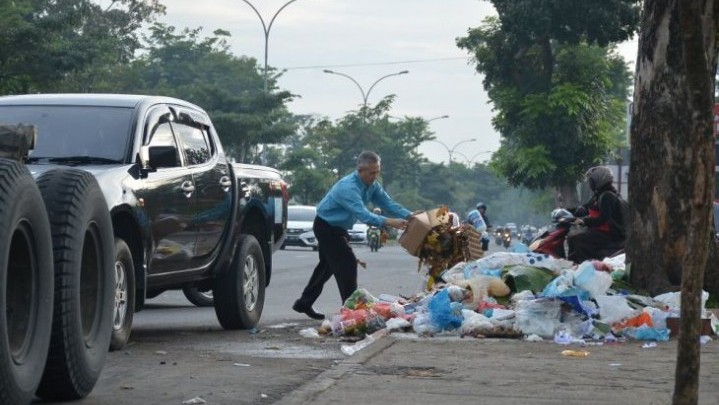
<box><xmin>405</xmin><ymin>210</ymin><xmax>423</xmax><ymax>219</ymax></box>
<box><xmin>385</xmin><ymin>217</ymin><xmax>407</xmax><ymax>229</ymax></box>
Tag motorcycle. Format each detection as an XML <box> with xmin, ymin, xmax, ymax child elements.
<box><xmin>531</xmin><ymin>208</ymin><xmax>627</xmax><ymax>261</ymax></box>
<box><xmin>367</xmin><ymin>226</ymin><xmax>382</xmax><ymax>252</ymax></box>
<box><xmin>502</xmin><ymin>227</ymin><xmax>512</xmax><ymax>248</ymax></box>
<box><xmin>529</xmin><ymin>209</ymin><xmax>575</xmax><ymax>258</ymax></box>
<box><xmin>494</xmin><ymin>229</ymin><xmax>503</xmax><ymax>246</ymax></box>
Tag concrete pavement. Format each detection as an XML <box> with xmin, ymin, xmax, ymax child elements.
<box><xmin>276</xmin><ymin>333</ymin><xmax>719</xmax><ymax>405</ymax></box>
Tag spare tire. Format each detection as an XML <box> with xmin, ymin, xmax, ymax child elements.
<box><xmin>182</xmin><ymin>286</ymin><xmax>214</xmax><ymax>307</ymax></box>
<box><xmin>0</xmin><ymin>159</ymin><xmax>54</xmax><ymax>405</ymax></box>
<box><xmin>35</xmin><ymin>169</ymin><xmax>114</xmax><ymax>401</ymax></box>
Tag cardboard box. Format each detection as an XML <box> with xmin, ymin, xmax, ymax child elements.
<box><xmin>399</xmin><ymin>212</ymin><xmax>433</xmax><ymax>256</ymax></box>
<box><xmin>666</xmin><ymin>317</ymin><xmax>715</xmax><ymax>337</ymax></box>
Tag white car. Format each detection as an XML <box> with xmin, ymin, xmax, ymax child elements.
<box><xmin>282</xmin><ymin>205</ymin><xmax>318</xmax><ymax>250</ymax></box>
<box><xmin>349</xmin><ymin>221</ymin><xmax>369</xmax><ymax>244</ymax></box>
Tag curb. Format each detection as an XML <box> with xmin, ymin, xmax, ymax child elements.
<box><xmin>273</xmin><ymin>332</ymin><xmax>396</xmax><ymax>405</ymax></box>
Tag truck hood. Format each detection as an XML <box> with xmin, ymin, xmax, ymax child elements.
<box><xmin>26</xmin><ymin>163</ymin><xmax>130</xmax><ymax>179</ymax></box>
<box><xmin>232</xmin><ymin>163</ymin><xmax>282</xmax><ymax>180</ymax></box>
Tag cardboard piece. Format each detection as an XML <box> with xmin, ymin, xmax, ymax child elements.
<box><xmin>399</xmin><ymin>212</ymin><xmax>432</xmax><ymax>256</ymax></box>
<box><xmin>465</xmin><ymin>227</ymin><xmax>483</xmax><ymax>260</ymax></box>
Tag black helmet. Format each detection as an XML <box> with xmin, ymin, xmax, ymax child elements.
<box><xmin>476</xmin><ymin>202</ymin><xmax>487</xmax><ymax>210</ymax></box>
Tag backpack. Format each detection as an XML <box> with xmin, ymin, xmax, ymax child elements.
<box><xmin>600</xmin><ymin>191</ymin><xmax>629</xmax><ymax>237</ymax></box>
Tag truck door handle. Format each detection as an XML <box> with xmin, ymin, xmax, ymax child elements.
<box><xmin>219</xmin><ymin>176</ymin><xmax>232</xmax><ymax>192</ymax></box>
<box><xmin>240</xmin><ymin>181</ymin><xmax>250</xmax><ymax>199</ymax></box>
<box><xmin>181</xmin><ymin>181</ymin><xmax>195</xmax><ymax>198</ymax></box>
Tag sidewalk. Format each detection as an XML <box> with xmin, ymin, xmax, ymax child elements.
<box><xmin>277</xmin><ymin>333</ymin><xmax>719</xmax><ymax>405</ymax></box>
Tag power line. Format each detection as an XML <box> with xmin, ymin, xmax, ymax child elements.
<box><xmin>282</xmin><ymin>56</ymin><xmax>469</xmax><ymax>71</ymax></box>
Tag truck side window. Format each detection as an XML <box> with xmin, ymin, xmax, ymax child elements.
<box><xmin>174</xmin><ymin>122</ymin><xmax>211</xmax><ymax>166</ymax></box>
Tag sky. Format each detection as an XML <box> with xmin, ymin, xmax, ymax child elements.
<box><xmin>156</xmin><ymin>0</ymin><xmax>638</xmax><ymax>164</ymax></box>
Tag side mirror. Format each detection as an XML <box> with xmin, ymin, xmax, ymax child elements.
<box><xmin>146</xmin><ymin>145</ymin><xmax>179</xmax><ymax>169</ymax></box>
<box><xmin>150</xmin><ymin>145</ymin><xmax>179</xmax><ymax>168</ymax></box>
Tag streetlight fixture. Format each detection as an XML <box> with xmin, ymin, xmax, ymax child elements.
<box><xmin>240</xmin><ymin>0</ymin><xmax>299</xmax><ymax>93</ymax></box>
<box><xmin>427</xmin><ymin>115</ymin><xmax>449</xmax><ymax>123</ymax></box>
<box><xmin>454</xmin><ymin>150</ymin><xmax>494</xmax><ymax>166</ymax></box>
<box><xmin>323</xmin><ymin>69</ymin><xmax>410</xmax><ymax>107</ymax></box>
<box><xmin>429</xmin><ymin>138</ymin><xmax>477</xmax><ymax>165</ymax></box>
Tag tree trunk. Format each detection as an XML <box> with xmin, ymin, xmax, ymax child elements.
<box><xmin>628</xmin><ymin>2</ymin><xmax>718</xmax><ymax>404</ymax></box>
<box><xmin>554</xmin><ymin>183</ymin><xmax>579</xmax><ymax>209</ymax></box>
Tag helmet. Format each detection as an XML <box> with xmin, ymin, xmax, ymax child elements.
<box><xmin>584</xmin><ymin>166</ymin><xmax>613</xmax><ymax>191</ymax></box>
<box><xmin>551</xmin><ymin>208</ymin><xmax>574</xmax><ymax>223</ymax></box>
<box><xmin>372</xmin><ymin>208</ymin><xmax>382</xmax><ymax>214</ymax></box>
<box><xmin>476</xmin><ymin>202</ymin><xmax>487</xmax><ymax>210</ymax></box>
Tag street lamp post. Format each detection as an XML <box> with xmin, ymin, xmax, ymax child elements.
<box><xmin>429</xmin><ymin>138</ymin><xmax>477</xmax><ymax>166</ymax></box>
<box><xmin>240</xmin><ymin>0</ymin><xmax>299</xmax><ymax>93</ymax></box>
<box><xmin>323</xmin><ymin>69</ymin><xmax>409</xmax><ymax>107</ymax></box>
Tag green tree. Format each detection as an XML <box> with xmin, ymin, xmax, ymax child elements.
<box><xmin>0</xmin><ymin>0</ymin><xmax>165</xmax><ymax>94</ymax></box>
<box><xmin>457</xmin><ymin>0</ymin><xmax>639</xmax><ymax>207</ymax></box>
<box><xmin>97</xmin><ymin>23</ymin><xmax>296</xmax><ymax>162</ymax></box>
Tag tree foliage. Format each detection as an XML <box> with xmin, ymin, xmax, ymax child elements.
<box><xmin>457</xmin><ymin>0</ymin><xmax>639</xmax><ymax>206</ymax></box>
<box><xmin>0</xmin><ymin>0</ymin><xmax>165</xmax><ymax>94</ymax></box>
<box><xmin>94</xmin><ymin>23</ymin><xmax>296</xmax><ymax>162</ymax></box>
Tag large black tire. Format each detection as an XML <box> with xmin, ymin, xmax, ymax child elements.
<box><xmin>109</xmin><ymin>239</ymin><xmax>135</xmax><ymax>351</ymax></box>
<box><xmin>35</xmin><ymin>169</ymin><xmax>114</xmax><ymax>401</ymax></box>
<box><xmin>0</xmin><ymin>160</ymin><xmax>54</xmax><ymax>405</ymax></box>
<box><xmin>182</xmin><ymin>287</ymin><xmax>214</xmax><ymax>307</ymax></box>
<box><xmin>213</xmin><ymin>235</ymin><xmax>266</xmax><ymax>329</ymax></box>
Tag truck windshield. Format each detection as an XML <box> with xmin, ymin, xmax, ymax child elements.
<box><xmin>0</xmin><ymin>105</ymin><xmax>133</xmax><ymax>162</ymax></box>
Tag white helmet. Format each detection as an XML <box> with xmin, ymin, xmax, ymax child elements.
<box><xmin>551</xmin><ymin>208</ymin><xmax>574</xmax><ymax>222</ymax></box>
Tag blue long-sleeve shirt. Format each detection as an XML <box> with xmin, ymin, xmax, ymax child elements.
<box><xmin>316</xmin><ymin>171</ymin><xmax>411</xmax><ymax>230</ymax></box>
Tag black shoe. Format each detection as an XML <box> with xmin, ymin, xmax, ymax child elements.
<box><xmin>292</xmin><ymin>300</ymin><xmax>325</xmax><ymax>320</ymax></box>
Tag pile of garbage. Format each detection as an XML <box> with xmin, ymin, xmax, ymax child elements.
<box><xmin>308</xmin><ymin>251</ymin><xmax>719</xmax><ymax>347</ymax></box>
<box><xmin>404</xmin><ymin>206</ymin><xmax>483</xmax><ymax>289</ymax></box>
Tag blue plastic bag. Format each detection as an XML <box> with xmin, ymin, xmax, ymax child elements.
<box><xmin>428</xmin><ymin>289</ymin><xmax>463</xmax><ymax>331</ymax></box>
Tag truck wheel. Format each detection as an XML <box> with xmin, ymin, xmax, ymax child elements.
<box><xmin>183</xmin><ymin>287</ymin><xmax>214</xmax><ymax>307</ymax></box>
<box><xmin>109</xmin><ymin>239</ymin><xmax>135</xmax><ymax>351</ymax></box>
<box><xmin>213</xmin><ymin>235</ymin><xmax>266</xmax><ymax>329</ymax></box>
<box><xmin>35</xmin><ymin>169</ymin><xmax>114</xmax><ymax>401</ymax></box>
<box><xmin>0</xmin><ymin>159</ymin><xmax>54</xmax><ymax>405</ymax></box>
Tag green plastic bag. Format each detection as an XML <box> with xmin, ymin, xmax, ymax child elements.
<box><xmin>502</xmin><ymin>265</ymin><xmax>556</xmax><ymax>294</ymax></box>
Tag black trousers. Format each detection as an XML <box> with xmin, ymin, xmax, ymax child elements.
<box><xmin>297</xmin><ymin>216</ymin><xmax>358</xmax><ymax>306</ymax></box>
<box><xmin>567</xmin><ymin>227</ymin><xmax>624</xmax><ymax>263</ymax></box>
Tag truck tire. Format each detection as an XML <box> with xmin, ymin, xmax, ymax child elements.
<box><xmin>0</xmin><ymin>159</ymin><xmax>54</xmax><ymax>405</ymax></box>
<box><xmin>109</xmin><ymin>238</ymin><xmax>135</xmax><ymax>351</ymax></box>
<box><xmin>35</xmin><ymin>169</ymin><xmax>114</xmax><ymax>401</ymax></box>
<box><xmin>213</xmin><ymin>235</ymin><xmax>266</xmax><ymax>329</ymax></box>
<box><xmin>182</xmin><ymin>287</ymin><xmax>214</xmax><ymax>307</ymax></box>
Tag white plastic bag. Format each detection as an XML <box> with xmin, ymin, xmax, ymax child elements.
<box><xmin>595</xmin><ymin>295</ymin><xmax>638</xmax><ymax>324</ymax></box>
<box><xmin>514</xmin><ymin>298</ymin><xmax>561</xmax><ymax>338</ymax></box>
<box><xmin>573</xmin><ymin>261</ymin><xmax>612</xmax><ymax>298</ymax></box>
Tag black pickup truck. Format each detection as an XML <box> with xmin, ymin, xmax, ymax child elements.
<box><xmin>0</xmin><ymin>94</ymin><xmax>288</xmax><ymax>353</ymax></box>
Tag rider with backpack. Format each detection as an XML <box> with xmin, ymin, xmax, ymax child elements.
<box><xmin>567</xmin><ymin>166</ymin><xmax>627</xmax><ymax>263</ymax></box>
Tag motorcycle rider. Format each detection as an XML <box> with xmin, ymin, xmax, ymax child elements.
<box><xmin>366</xmin><ymin>208</ymin><xmax>386</xmax><ymax>251</ymax></box>
<box><xmin>466</xmin><ymin>202</ymin><xmax>490</xmax><ymax>250</ymax></box>
<box><xmin>567</xmin><ymin>166</ymin><xmax>627</xmax><ymax>263</ymax></box>
<box><xmin>477</xmin><ymin>202</ymin><xmax>492</xmax><ymax>250</ymax></box>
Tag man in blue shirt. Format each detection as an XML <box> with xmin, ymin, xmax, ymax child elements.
<box><xmin>292</xmin><ymin>151</ymin><xmax>413</xmax><ymax>320</ymax></box>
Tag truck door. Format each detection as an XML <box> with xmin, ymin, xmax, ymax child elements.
<box><xmin>140</xmin><ymin>106</ymin><xmax>197</xmax><ymax>274</ymax></box>
<box><xmin>171</xmin><ymin>111</ymin><xmax>231</xmax><ymax>264</ymax></box>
